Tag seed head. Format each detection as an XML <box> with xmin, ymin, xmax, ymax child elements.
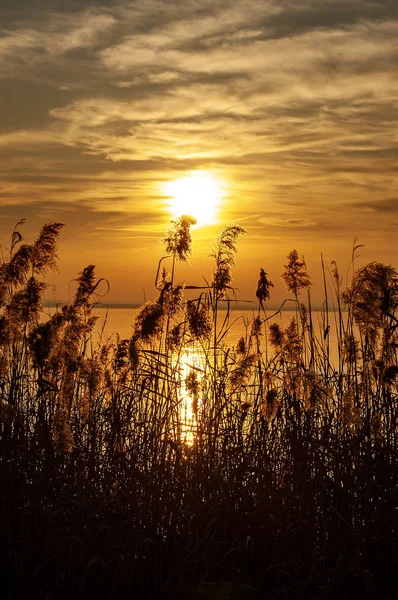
<box><xmin>282</xmin><ymin>249</ymin><xmax>311</xmax><ymax>297</ymax></box>
<box><xmin>162</xmin><ymin>215</ymin><xmax>197</xmax><ymax>262</ymax></box>
<box><xmin>256</xmin><ymin>268</ymin><xmax>273</xmax><ymax>307</ymax></box>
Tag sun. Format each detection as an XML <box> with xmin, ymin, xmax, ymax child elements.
<box><xmin>164</xmin><ymin>171</ymin><xmax>223</xmax><ymax>226</ymax></box>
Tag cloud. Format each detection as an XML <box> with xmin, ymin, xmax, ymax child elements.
<box><xmin>0</xmin><ymin>129</ymin><xmax>61</xmax><ymax>148</ymax></box>
<box><xmin>0</xmin><ymin>0</ymin><xmax>397</xmax><ymax>295</ymax></box>
<box><xmin>0</xmin><ymin>10</ymin><xmax>115</xmax><ymax>69</ymax></box>
<box><xmin>33</xmin><ymin>8</ymin><xmax>395</xmax><ymax>174</ymax></box>
<box><xmin>351</xmin><ymin>198</ymin><xmax>398</xmax><ymax>213</ymax></box>
<box><xmin>0</xmin><ymin>199</ymin><xmax>167</xmax><ymax>250</ymax></box>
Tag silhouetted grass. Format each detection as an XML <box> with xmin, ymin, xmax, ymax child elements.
<box><xmin>0</xmin><ymin>219</ymin><xmax>397</xmax><ymax>599</ymax></box>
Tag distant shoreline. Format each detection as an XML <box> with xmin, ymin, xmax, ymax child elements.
<box><xmin>43</xmin><ymin>301</ymin><xmax>346</xmax><ymax>312</ymax></box>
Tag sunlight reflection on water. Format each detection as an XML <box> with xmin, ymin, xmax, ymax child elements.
<box><xmin>91</xmin><ymin>307</ymin><xmax>341</xmax><ymax>362</ymax></box>
<box><xmin>174</xmin><ymin>348</ymin><xmax>205</xmax><ymax>445</ymax></box>
<box><xmin>78</xmin><ymin>307</ymin><xmax>343</xmax><ymax>444</ymax></box>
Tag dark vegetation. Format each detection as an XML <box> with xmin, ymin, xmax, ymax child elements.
<box><xmin>0</xmin><ymin>218</ymin><xmax>397</xmax><ymax>599</ymax></box>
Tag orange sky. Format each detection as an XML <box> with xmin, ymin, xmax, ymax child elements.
<box><xmin>0</xmin><ymin>1</ymin><xmax>397</xmax><ymax>307</ymax></box>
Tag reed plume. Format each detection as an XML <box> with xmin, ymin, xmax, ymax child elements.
<box><xmin>282</xmin><ymin>249</ymin><xmax>311</xmax><ymax>297</ymax></box>
<box><xmin>162</xmin><ymin>215</ymin><xmax>197</xmax><ymax>263</ymax></box>
<box><xmin>0</xmin><ymin>220</ymin><xmax>396</xmax><ymax>600</ymax></box>
<box><xmin>210</xmin><ymin>225</ymin><xmax>246</xmax><ymax>298</ymax></box>
<box><xmin>256</xmin><ymin>268</ymin><xmax>273</xmax><ymax>310</ymax></box>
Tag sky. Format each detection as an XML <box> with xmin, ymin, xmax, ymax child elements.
<box><xmin>0</xmin><ymin>0</ymin><xmax>397</xmax><ymax>307</ymax></box>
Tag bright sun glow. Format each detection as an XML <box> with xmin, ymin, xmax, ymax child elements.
<box><xmin>164</xmin><ymin>171</ymin><xmax>223</xmax><ymax>226</ymax></box>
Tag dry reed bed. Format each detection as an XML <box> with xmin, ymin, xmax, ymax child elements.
<box><xmin>0</xmin><ymin>219</ymin><xmax>397</xmax><ymax>599</ymax></box>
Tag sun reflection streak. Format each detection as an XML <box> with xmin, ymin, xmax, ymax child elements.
<box><xmin>174</xmin><ymin>348</ymin><xmax>205</xmax><ymax>445</ymax></box>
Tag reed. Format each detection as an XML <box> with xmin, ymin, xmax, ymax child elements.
<box><xmin>0</xmin><ymin>219</ymin><xmax>396</xmax><ymax>599</ymax></box>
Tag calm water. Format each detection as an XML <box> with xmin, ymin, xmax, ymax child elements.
<box><xmin>90</xmin><ymin>306</ymin><xmax>341</xmax><ymax>365</ymax></box>
<box><xmin>77</xmin><ymin>306</ymin><xmax>342</xmax><ymax>443</ymax></box>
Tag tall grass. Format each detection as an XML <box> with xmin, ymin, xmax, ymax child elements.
<box><xmin>0</xmin><ymin>219</ymin><xmax>397</xmax><ymax>599</ymax></box>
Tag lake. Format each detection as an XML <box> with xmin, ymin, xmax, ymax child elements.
<box><xmin>89</xmin><ymin>306</ymin><xmax>341</xmax><ymax>365</ymax></box>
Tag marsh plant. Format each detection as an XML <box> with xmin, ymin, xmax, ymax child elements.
<box><xmin>0</xmin><ymin>219</ymin><xmax>397</xmax><ymax>599</ymax></box>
